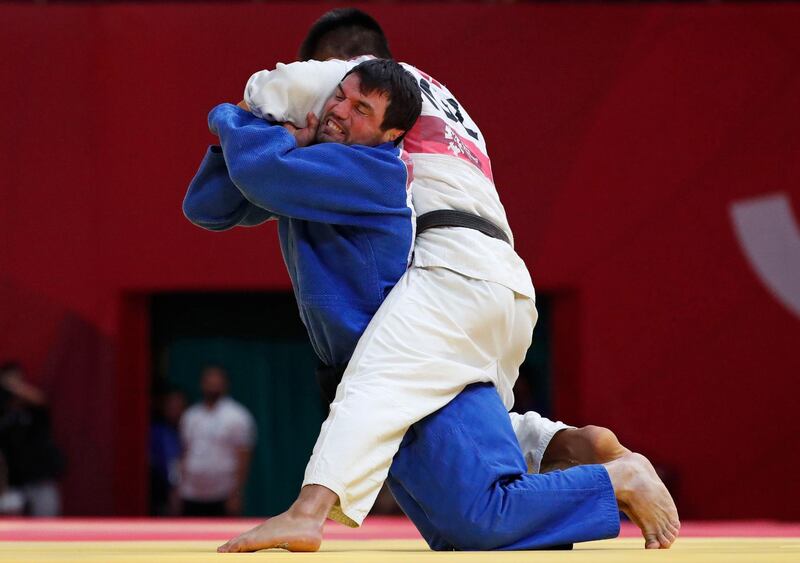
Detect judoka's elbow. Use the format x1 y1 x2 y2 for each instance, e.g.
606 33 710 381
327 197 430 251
227 165 280 214
182 195 204 225
182 197 228 231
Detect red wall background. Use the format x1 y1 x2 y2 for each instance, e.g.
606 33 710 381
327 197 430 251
1 3 799 519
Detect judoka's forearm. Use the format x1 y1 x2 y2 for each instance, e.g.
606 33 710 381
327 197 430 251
183 146 273 230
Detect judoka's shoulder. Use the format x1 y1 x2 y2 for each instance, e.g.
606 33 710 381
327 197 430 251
312 141 402 162
350 141 403 157
344 143 408 173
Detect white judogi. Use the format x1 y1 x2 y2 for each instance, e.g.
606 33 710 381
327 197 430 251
246 61 570 526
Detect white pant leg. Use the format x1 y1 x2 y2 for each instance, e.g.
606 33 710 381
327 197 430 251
508 411 574 474
303 266 536 527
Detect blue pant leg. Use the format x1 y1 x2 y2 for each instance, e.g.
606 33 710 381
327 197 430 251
386 473 454 551
385 431 453 550
389 383 620 550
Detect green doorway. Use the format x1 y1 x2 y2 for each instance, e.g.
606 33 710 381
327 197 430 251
150 292 324 516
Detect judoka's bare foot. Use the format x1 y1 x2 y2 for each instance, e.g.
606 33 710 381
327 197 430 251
541 425 630 472
605 452 680 549
217 485 337 553
216 512 322 552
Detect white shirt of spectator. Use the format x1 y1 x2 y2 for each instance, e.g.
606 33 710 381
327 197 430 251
179 397 256 502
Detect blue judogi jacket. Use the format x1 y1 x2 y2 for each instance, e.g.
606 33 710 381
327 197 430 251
183 104 414 366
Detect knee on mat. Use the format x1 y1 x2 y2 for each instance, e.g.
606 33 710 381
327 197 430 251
436 513 507 551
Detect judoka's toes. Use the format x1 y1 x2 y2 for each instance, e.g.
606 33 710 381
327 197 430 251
661 518 681 548
644 534 661 550
605 452 680 550
217 533 256 553
217 539 238 553
216 526 268 553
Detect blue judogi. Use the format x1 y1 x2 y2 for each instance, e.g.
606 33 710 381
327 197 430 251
184 104 414 367
389 383 619 550
183 103 619 550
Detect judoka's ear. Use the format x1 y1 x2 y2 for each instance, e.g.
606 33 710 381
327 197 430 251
381 127 404 143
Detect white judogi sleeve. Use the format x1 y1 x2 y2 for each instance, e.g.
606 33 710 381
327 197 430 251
244 59 356 126
509 411 573 474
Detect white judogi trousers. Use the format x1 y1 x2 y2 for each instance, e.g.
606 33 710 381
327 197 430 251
303 263 569 527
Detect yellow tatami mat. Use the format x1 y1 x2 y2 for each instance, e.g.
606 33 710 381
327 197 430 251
0 538 798 562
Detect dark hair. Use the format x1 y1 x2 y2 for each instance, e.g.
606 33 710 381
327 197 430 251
0 362 22 378
299 8 392 61
345 59 421 142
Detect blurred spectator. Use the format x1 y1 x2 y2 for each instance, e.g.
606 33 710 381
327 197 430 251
0 362 65 516
179 365 255 517
149 387 187 516
0 452 24 515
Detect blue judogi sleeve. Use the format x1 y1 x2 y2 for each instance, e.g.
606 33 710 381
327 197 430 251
207 103 409 226
183 146 274 231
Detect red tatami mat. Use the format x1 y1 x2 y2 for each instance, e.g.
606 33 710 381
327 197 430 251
0 517 798 542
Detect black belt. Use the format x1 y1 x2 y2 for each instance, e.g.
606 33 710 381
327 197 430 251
416 210 510 244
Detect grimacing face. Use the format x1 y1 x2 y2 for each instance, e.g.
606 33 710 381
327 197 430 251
315 73 403 146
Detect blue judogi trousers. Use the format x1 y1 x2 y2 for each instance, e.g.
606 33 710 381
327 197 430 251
386 383 621 550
